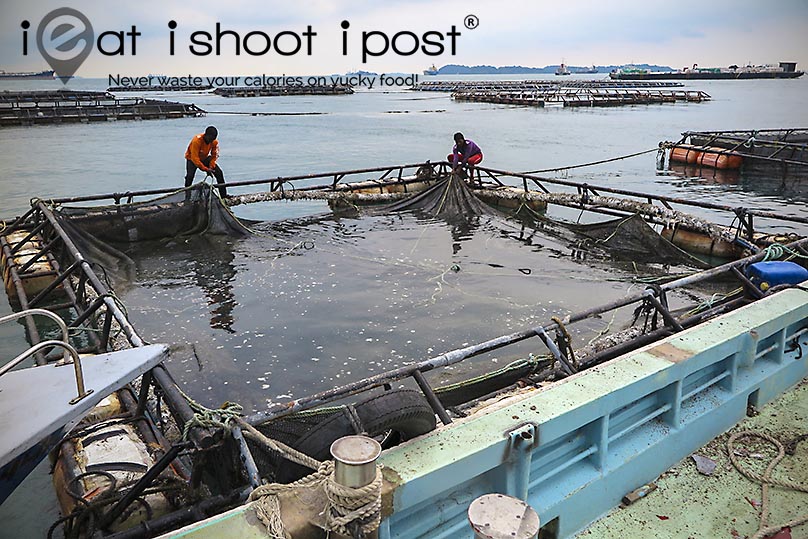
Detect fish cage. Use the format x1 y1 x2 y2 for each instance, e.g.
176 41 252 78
0 90 205 127
451 88 710 108
2 161 808 538
409 80 685 92
212 85 354 97
666 128 808 178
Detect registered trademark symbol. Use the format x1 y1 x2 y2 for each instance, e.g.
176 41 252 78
464 14 479 30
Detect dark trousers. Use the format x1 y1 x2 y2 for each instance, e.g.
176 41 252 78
185 156 227 197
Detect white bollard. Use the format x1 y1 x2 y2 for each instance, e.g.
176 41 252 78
468 493 540 539
330 435 382 539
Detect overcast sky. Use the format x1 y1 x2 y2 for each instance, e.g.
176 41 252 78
3 0 807 76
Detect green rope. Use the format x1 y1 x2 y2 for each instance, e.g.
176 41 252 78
762 242 808 262
434 355 545 394
178 388 243 440
683 287 743 317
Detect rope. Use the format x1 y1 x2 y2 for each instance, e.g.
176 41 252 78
516 144 674 176
237 418 321 471
178 388 243 440
324 466 383 536
239 418 383 536
551 316 578 370
248 457 383 538
683 288 743 317
763 242 808 262
727 431 808 539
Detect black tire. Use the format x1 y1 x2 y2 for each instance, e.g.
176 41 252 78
277 389 436 482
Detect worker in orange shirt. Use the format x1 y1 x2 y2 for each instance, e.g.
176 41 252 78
185 126 227 197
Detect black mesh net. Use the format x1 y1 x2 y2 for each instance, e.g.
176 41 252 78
55 184 252 242
384 175 497 220
53 184 252 283
46 176 717 483
567 214 711 268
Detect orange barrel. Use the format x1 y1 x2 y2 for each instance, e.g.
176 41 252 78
696 146 743 170
669 144 701 164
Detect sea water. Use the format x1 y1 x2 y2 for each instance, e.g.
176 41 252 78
1 74 807 537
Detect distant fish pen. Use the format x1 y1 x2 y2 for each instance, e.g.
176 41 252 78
0 90 205 127
410 80 685 92
667 128 808 177
213 85 354 97
107 85 213 92
452 88 710 108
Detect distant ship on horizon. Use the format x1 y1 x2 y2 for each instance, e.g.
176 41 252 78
555 63 571 76
423 64 439 76
574 65 599 74
610 62 804 80
0 69 55 80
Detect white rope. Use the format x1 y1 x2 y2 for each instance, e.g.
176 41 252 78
239 417 382 537
727 431 808 539
248 460 383 538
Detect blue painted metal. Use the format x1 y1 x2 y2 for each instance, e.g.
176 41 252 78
143 288 808 539
0 427 65 504
378 287 808 538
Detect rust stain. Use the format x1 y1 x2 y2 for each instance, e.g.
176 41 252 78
648 342 692 363
381 467 403 518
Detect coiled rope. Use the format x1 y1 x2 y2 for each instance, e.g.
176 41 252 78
178 388 243 440
176 390 383 538
243 418 382 538
763 242 808 262
727 431 808 539
247 460 383 539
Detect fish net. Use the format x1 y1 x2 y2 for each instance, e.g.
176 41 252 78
566 213 711 268
43 175 726 484
51 184 252 283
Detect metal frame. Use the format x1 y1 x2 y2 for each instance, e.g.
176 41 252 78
0 309 92 404
4 162 807 538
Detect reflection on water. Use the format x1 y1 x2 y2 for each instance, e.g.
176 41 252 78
664 162 808 201
667 163 741 186
118 209 710 413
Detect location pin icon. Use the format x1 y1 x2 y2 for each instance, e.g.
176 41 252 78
36 7 94 84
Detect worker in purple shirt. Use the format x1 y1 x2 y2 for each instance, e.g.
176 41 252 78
447 132 483 183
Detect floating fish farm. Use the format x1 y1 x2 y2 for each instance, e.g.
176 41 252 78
2 158 808 538
451 87 710 108
0 90 205 127
667 128 808 178
212 85 354 97
410 80 686 92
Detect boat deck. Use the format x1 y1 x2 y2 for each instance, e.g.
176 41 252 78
0 344 169 503
579 378 808 539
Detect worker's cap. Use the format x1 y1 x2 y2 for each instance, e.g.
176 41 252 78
205 126 218 138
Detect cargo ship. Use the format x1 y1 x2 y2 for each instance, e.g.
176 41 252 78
610 62 804 80
423 64 439 76
0 69 55 80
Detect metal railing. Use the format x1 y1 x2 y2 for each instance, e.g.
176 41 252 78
0 309 92 404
